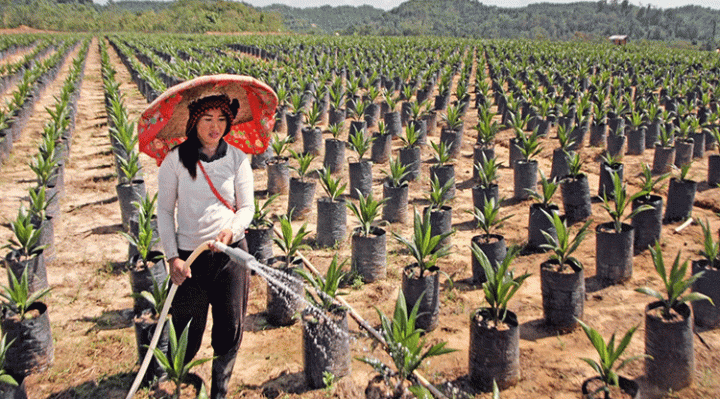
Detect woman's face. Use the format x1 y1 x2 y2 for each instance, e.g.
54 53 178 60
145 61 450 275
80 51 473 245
195 108 228 149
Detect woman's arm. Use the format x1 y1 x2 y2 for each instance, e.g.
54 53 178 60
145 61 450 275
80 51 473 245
231 155 255 243
157 154 180 260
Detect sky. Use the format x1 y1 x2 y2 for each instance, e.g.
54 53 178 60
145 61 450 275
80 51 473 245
243 0 720 10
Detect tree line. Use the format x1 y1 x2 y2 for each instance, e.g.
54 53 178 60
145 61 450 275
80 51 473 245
0 0 718 48
265 0 720 47
0 0 283 33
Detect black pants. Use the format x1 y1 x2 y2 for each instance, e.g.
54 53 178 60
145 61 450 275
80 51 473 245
172 239 249 363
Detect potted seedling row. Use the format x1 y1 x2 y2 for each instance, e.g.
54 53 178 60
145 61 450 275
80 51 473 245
399 124 422 182
287 149 316 220
469 247 530 391
525 171 560 251
635 243 713 392
132 275 170 387
382 155 410 224
394 208 453 332
561 152 592 224
473 154 501 212
4 207 48 295
358 291 455 398
315 168 347 248
347 191 387 283
0 267 53 378
246 194 279 265
596 172 652 285
631 165 668 255
267 214 308 326
469 197 511 284
540 213 592 331
578 320 645 399
347 128 374 200
691 219 720 328
296 255 351 388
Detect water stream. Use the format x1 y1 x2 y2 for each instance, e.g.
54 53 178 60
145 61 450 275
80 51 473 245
218 243 354 354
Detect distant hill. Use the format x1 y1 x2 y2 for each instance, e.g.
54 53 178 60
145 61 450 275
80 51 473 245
0 0 283 33
112 1 173 13
263 4 385 34
263 0 720 45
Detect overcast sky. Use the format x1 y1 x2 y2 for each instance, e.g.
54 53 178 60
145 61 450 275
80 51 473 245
244 0 720 10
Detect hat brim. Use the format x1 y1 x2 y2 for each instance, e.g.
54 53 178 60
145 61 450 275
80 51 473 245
138 74 277 165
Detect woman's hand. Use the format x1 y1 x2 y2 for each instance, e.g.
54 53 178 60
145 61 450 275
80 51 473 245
169 257 191 285
209 228 234 252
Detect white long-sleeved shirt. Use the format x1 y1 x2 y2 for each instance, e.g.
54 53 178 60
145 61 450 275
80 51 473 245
157 143 254 260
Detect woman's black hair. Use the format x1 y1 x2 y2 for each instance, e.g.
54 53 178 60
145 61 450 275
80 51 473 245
175 96 236 179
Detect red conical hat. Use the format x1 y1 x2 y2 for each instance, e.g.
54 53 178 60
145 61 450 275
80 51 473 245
138 74 277 165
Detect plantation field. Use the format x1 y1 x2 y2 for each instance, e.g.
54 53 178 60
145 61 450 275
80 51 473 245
0 33 720 399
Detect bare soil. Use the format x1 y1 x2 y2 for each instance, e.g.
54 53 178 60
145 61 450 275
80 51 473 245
0 37 719 399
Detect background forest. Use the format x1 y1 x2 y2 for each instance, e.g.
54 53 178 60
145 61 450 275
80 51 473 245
0 0 719 47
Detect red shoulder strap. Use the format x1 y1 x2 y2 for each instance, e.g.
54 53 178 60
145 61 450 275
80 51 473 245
197 161 236 212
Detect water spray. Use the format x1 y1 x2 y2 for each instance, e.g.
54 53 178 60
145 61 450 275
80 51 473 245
126 239 447 399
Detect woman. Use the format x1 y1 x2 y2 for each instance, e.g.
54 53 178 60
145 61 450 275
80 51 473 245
157 93 254 399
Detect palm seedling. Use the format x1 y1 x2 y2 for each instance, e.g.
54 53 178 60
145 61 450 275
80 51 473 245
250 194 279 229
441 104 463 131
274 213 311 267
566 151 584 178
27 185 55 224
357 291 456 397
120 193 160 268
349 98 368 123
29 152 58 188
400 123 420 149
117 150 142 183
0 334 19 387
467 197 512 243
288 90 305 116
473 246 530 327
305 102 322 130
347 127 374 161
637 163 669 200
152 319 214 399
475 106 500 148
0 266 51 320
428 174 454 211
288 149 316 182
698 218 720 268
430 141 452 167
270 134 290 160
518 129 542 162
318 167 346 201
676 160 693 182
540 212 592 272
393 208 452 279
346 190 386 237
577 320 646 399
635 242 713 320
383 155 409 188
527 171 558 208
383 89 398 112
327 123 342 140
296 254 347 311
556 123 576 153
4 206 44 261
134 274 171 317
329 85 344 111
475 153 501 188
600 172 653 233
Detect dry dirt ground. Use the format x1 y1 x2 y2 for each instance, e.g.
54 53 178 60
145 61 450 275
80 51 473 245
0 36 719 399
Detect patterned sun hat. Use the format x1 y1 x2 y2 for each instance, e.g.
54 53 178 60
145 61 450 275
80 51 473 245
137 74 277 165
